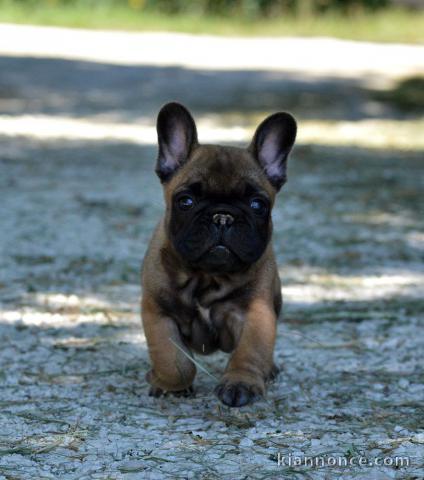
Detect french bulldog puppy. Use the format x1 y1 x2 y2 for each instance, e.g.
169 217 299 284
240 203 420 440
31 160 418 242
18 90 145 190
141 102 296 407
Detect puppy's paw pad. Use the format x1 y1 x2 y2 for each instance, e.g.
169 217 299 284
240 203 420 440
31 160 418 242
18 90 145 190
148 386 164 397
170 386 195 398
148 385 194 398
214 382 261 407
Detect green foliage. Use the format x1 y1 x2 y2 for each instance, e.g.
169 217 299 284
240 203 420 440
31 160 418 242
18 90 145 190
0 0 421 43
1 0 392 18
374 77 424 112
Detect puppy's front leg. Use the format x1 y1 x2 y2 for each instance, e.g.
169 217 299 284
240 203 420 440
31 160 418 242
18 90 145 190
142 296 196 395
215 298 277 407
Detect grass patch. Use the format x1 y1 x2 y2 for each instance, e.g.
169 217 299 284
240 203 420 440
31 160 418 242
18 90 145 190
0 3 422 43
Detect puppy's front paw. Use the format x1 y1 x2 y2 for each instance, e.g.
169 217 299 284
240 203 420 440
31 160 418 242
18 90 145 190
146 368 194 395
214 381 263 407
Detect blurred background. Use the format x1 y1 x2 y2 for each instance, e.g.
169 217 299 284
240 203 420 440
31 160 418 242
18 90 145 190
0 1 423 479
0 0 423 41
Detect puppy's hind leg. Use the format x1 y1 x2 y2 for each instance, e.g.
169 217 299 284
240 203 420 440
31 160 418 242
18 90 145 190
142 296 196 395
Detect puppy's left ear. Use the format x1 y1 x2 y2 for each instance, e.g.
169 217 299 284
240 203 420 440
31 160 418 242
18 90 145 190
156 102 198 182
249 112 297 190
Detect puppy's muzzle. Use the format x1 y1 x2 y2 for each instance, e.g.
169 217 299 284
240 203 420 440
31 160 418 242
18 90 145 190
213 213 234 226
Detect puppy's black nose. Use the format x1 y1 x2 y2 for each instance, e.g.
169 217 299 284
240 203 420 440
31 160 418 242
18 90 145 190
213 212 234 226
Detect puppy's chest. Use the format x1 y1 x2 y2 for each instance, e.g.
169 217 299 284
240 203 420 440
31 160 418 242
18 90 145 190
177 277 230 325
175 277 245 353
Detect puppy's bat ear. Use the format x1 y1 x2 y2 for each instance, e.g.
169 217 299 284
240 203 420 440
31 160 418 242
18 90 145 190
249 112 297 190
155 102 198 182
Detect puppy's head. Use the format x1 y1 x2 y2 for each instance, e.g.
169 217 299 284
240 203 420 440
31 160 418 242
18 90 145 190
155 102 296 274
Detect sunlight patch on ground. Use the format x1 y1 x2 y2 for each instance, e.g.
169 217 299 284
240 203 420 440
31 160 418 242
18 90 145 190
406 232 424 251
0 292 140 329
34 292 111 309
1 24 423 81
1 114 423 150
282 272 424 304
1 308 116 327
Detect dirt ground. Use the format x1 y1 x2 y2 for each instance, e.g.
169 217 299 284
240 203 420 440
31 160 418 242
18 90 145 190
0 24 423 479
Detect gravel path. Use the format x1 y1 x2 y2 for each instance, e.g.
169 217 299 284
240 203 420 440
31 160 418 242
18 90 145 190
0 25 423 479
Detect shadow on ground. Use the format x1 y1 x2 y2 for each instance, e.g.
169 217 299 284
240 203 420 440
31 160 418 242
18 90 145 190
1 55 423 122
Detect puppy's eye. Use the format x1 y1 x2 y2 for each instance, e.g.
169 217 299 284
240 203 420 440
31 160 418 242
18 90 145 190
250 198 267 215
178 195 194 211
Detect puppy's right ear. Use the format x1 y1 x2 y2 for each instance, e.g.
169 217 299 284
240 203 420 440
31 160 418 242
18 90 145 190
155 102 198 182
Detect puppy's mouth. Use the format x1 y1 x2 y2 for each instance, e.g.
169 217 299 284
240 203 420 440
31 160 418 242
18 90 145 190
206 245 231 264
193 243 246 273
